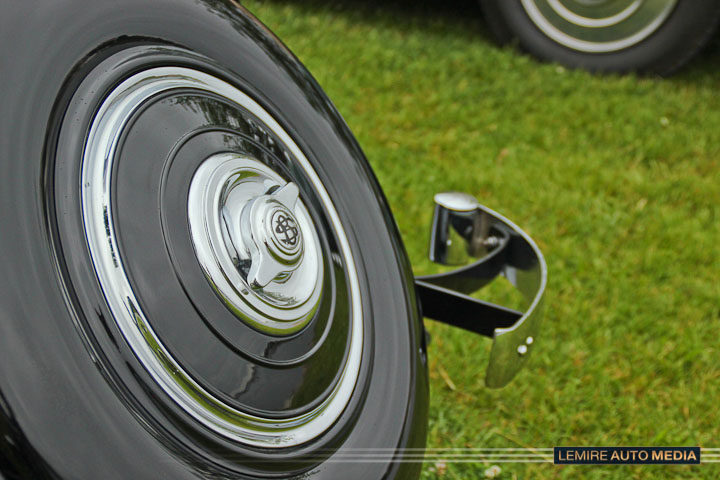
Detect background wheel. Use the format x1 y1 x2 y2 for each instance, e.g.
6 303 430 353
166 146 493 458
480 0 720 75
0 1 427 478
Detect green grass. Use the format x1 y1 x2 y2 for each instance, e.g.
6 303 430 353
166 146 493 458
242 1 720 478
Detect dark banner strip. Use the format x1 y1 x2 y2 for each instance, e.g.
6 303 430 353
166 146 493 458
554 447 700 465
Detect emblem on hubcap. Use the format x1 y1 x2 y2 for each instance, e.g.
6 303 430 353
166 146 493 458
271 208 301 251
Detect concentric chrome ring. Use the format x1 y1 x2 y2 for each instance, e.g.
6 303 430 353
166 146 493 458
81 66 362 447
521 0 678 52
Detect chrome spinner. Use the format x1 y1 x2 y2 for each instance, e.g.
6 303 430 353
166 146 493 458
188 154 323 335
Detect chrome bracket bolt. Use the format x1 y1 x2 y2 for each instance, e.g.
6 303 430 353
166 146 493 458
517 336 534 356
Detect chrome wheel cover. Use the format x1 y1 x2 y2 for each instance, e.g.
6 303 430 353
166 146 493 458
80 67 363 447
521 0 678 52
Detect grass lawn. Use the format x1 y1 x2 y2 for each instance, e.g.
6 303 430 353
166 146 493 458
243 1 719 478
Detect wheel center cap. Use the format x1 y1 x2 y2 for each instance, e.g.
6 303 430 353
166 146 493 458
188 154 324 335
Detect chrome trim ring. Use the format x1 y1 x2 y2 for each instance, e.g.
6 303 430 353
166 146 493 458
521 0 678 52
81 66 363 447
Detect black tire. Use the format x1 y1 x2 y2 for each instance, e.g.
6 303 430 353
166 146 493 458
480 0 720 75
0 1 427 479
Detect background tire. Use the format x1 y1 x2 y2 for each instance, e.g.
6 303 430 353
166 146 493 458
0 1 427 478
480 0 720 75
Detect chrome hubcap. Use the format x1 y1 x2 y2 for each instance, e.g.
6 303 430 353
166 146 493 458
522 0 678 52
189 154 323 335
80 65 363 448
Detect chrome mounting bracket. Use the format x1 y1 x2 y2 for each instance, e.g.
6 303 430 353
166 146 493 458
415 192 547 388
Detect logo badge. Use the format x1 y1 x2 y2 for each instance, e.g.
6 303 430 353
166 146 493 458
269 207 302 257
274 212 299 247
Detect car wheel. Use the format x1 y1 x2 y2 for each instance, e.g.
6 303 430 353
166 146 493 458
0 2 427 479
480 0 720 75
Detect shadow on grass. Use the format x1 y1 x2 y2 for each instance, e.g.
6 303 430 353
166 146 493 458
258 0 720 83
257 0 490 38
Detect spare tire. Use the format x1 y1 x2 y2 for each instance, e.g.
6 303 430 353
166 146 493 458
0 1 428 478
